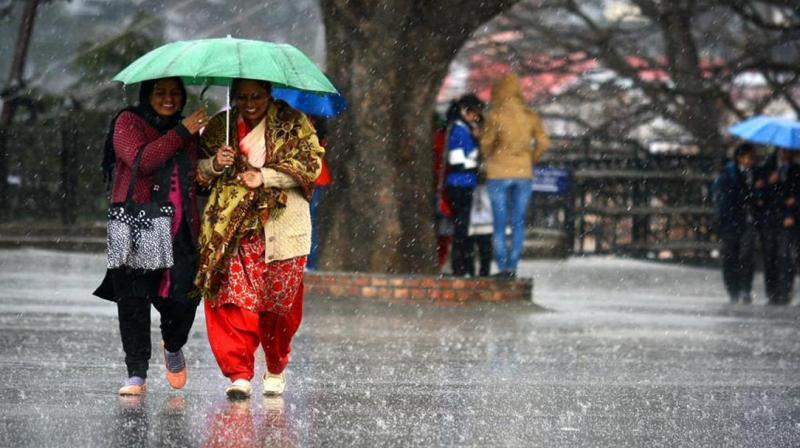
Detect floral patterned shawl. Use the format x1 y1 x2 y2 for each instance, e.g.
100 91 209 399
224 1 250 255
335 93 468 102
194 100 323 301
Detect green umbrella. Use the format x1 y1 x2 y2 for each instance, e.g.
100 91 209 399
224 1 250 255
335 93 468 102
113 36 337 144
113 37 336 92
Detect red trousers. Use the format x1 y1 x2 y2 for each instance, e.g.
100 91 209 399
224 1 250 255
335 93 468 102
205 283 304 382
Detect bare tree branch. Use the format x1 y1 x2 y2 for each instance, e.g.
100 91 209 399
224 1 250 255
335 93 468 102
453 0 800 155
723 0 800 31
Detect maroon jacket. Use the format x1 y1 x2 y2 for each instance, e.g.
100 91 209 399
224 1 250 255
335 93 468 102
111 111 200 239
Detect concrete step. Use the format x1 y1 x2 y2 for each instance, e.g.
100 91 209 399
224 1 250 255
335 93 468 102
0 222 106 238
523 227 568 258
0 235 106 252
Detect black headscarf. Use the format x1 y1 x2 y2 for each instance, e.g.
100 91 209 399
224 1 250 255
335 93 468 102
445 99 460 125
102 78 187 186
457 94 485 113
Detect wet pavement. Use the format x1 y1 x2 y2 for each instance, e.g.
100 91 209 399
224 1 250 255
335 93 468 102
1 249 799 447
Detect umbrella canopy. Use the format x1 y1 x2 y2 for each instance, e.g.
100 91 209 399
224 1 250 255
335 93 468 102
271 88 347 117
113 37 339 145
728 115 800 150
113 37 337 94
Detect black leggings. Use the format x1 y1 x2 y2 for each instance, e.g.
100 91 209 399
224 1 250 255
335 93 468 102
470 234 493 277
447 186 475 276
760 228 796 304
117 294 199 379
720 228 755 300
115 221 200 378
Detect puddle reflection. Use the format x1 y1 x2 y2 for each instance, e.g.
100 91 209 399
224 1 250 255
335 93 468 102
108 394 298 448
258 397 297 447
202 399 256 448
156 395 192 447
201 396 297 448
112 396 148 448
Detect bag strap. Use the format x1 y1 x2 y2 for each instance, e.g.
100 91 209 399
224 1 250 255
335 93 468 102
150 158 174 203
124 147 146 204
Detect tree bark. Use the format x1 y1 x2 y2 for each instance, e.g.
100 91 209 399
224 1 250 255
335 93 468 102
659 2 724 153
319 0 519 273
0 0 40 217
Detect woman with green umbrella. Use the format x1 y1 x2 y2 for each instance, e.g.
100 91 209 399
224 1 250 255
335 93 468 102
112 37 335 398
94 77 209 396
195 78 324 399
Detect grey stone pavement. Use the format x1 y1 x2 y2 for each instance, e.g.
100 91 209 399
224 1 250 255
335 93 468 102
0 249 799 447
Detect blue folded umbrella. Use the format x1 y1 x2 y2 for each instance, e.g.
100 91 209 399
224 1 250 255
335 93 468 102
271 87 347 117
728 115 800 150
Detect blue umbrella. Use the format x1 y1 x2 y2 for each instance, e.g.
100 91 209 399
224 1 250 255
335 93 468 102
728 115 800 150
271 87 347 117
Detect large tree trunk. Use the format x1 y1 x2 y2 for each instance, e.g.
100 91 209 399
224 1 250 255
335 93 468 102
319 1 518 273
627 0 725 154
660 4 724 153
0 0 40 218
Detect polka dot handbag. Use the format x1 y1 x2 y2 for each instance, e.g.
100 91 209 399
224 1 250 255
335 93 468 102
106 148 175 270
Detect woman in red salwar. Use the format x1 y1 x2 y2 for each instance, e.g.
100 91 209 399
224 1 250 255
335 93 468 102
195 79 324 399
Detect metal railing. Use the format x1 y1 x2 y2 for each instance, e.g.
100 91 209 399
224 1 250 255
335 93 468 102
528 138 721 261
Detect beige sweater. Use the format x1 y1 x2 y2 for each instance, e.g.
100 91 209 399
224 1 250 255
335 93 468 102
198 157 314 263
480 74 550 180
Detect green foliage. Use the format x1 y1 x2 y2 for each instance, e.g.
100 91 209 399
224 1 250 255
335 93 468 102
4 11 169 222
70 10 164 112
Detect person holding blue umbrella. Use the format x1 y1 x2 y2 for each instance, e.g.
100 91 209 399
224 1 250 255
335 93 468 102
752 147 800 305
729 116 800 305
306 117 332 271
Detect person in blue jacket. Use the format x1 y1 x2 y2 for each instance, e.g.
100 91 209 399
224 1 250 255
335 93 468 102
445 95 484 276
714 144 757 304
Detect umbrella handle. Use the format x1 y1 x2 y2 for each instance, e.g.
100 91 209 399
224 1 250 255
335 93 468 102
225 36 233 148
226 85 230 147
223 84 232 179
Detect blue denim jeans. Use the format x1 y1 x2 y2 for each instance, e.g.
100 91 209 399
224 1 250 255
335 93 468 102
487 179 533 272
307 187 323 270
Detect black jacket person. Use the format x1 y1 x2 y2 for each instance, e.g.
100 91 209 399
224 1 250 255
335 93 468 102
714 144 757 303
754 149 799 305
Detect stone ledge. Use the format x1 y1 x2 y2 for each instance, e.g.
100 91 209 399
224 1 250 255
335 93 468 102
304 271 532 302
0 235 106 252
